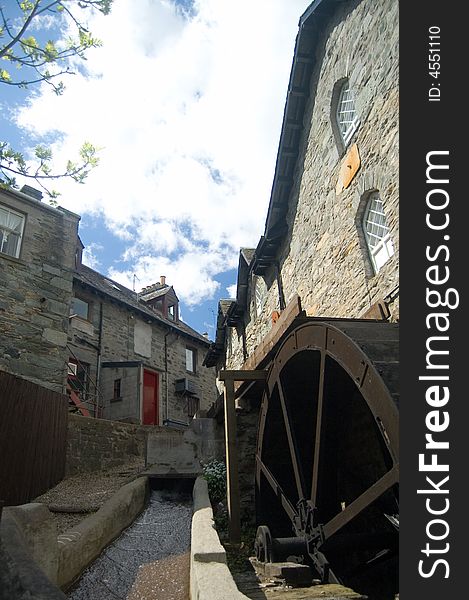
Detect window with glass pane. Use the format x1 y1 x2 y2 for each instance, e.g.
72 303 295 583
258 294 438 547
70 297 90 319
0 204 25 258
336 81 360 146
363 193 395 273
186 347 196 373
168 304 175 320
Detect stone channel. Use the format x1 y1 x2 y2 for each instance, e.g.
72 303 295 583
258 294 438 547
67 487 192 600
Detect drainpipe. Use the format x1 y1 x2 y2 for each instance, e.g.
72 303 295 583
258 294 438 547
241 321 248 362
275 261 286 310
164 329 171 422
164 329 181 423
96 301 104 417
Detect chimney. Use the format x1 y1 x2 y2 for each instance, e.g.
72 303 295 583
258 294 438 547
20 184 43 201
160 275 166 286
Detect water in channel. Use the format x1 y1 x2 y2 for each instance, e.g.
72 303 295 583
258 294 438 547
67 487 192 600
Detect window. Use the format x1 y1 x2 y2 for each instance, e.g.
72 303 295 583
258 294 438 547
255 276 267 317
168 304 176 321
70 296 90 320
0 204 25 258
113 378 122 401
335 80 360 147
362 192 395 272
188 396 200 418
186 347 196 373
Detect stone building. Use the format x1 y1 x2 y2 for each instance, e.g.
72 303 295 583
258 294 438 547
205 0 399 372
0 185 217 425
68 265 216 425
0 185 80 392
204 1 399 595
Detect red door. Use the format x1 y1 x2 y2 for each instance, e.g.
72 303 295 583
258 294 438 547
143 370 159 425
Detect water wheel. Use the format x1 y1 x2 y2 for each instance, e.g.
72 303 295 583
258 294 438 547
255 319 399 598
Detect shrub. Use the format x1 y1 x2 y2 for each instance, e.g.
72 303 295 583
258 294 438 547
202 459 227 504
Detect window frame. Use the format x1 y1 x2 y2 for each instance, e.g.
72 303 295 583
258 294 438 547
185 347 197 374
70 296 91 321
362 192 395 273
0 203 26 259
187 395 200 418
331 78 360 152
112 378 122 402
168 304 176 321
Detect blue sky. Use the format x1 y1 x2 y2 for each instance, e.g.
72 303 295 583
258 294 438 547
1 0 311 337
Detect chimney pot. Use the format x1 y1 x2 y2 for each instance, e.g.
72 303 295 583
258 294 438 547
160 275 166 286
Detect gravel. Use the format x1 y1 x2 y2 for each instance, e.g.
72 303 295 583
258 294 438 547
33 460 192 598
33 458 145 535
67 489 192 600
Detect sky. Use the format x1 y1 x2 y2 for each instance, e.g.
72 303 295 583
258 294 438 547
1 0 312 338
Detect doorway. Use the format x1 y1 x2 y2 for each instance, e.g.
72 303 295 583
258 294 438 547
143 370 159 425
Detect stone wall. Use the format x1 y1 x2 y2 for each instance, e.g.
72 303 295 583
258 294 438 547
0 188 80 392
66 414 156 475
227 0 399 369
66 414 224 477
236 403 259 526
165 330 217 423
101 364 141 422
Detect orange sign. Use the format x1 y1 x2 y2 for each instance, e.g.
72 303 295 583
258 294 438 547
336 143 361 195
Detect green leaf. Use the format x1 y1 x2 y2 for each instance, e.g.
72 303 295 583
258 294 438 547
44 41 58 61
35 146 52 161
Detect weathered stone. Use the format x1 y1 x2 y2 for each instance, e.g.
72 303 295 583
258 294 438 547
42 263 61 276
226 0 399 369
264 562 313 586
0 188 78 392
42 328 68 347
49 277 73 292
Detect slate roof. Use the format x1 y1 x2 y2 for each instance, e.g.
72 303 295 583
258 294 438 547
203 299 236 367
139 286 172 301
74 265 210 346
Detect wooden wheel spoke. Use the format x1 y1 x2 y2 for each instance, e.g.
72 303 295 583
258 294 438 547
276 375 306 500
322 464 399 541
256 455 297 522
310 349 326 505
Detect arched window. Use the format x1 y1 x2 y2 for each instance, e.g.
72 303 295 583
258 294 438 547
362 192 395 273
335 80 359 147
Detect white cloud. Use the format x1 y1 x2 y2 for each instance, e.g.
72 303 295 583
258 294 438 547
226 284 237 299
108 245 238 306
82 242 103 270
14 0 311 304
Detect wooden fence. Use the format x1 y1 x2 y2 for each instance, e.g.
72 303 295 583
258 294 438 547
0 370 68 506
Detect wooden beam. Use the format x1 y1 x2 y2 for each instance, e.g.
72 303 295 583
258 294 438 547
242 294 303 372
223 378 241 544
219 369 268 381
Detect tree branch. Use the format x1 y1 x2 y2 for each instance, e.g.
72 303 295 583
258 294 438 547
0 1 41 59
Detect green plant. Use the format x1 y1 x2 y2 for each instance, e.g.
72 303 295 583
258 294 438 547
202 459 226 504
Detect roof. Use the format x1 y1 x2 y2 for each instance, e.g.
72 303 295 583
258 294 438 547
0 184 81 221
203 299 236 367
223 0 343 329
227 248 255 326
74 265 210 346
139 285 175 302
252 0 336 274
